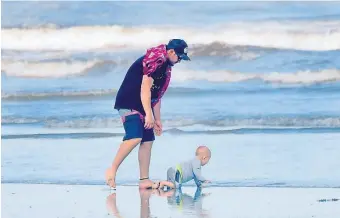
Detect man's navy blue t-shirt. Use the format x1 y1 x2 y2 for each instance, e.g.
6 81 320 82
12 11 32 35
114 44 172 116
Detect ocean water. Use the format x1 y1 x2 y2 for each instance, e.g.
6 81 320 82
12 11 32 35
1 2 340 188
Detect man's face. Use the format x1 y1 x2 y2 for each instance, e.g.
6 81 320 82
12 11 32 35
167 49 180 65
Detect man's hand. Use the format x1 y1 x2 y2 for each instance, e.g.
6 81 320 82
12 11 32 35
204 180 211 184
154 120 163 136
144 113 154 129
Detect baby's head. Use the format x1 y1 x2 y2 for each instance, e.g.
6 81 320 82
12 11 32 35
195 145 211 166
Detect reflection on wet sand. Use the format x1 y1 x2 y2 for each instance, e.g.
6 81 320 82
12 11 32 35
106 188 211 218
167 188 211 218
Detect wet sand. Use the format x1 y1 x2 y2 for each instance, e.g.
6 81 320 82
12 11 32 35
2 184 339 218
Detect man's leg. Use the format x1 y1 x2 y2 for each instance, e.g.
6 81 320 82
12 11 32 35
106 113 144 188
138 140 154 188
106 138 142 188
138 125 156 188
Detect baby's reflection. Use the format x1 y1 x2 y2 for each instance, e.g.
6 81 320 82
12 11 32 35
167 188 211 218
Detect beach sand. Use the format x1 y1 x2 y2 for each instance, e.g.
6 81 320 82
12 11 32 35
2 184 339 218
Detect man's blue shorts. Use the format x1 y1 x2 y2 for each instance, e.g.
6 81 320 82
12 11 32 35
118 109 155 143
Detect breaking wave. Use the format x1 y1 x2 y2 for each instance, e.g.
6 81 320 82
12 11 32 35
173 69 340 85
2 21 340 51
3 116 340 129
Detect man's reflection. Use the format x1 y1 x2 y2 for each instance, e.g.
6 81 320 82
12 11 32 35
106 189 161 218
106 192 122 218
106 188 210 218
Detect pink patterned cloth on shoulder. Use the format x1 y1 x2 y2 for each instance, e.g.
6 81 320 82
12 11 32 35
152 67 171 107
142 44 168 76
142 44 172 108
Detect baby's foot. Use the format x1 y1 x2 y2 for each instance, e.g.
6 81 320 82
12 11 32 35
105 168 116 189
152 181 160 189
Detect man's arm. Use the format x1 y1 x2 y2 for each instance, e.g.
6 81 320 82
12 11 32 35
141 75 154 129
141 45 166 128
153 100 161 121
153 100 162 136
141 75 154 117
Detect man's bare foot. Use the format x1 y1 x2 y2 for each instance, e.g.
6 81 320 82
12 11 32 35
105 168 116 189
139 179 154 189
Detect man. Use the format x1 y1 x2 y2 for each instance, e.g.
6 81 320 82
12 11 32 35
106 39 190 189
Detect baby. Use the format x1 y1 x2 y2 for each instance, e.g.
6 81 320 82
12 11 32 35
155 145 211 190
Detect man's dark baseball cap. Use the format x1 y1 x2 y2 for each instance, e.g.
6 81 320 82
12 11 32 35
167 39 190 61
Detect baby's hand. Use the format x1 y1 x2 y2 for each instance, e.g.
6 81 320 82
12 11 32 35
202 192 212 197
152 181 161 189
